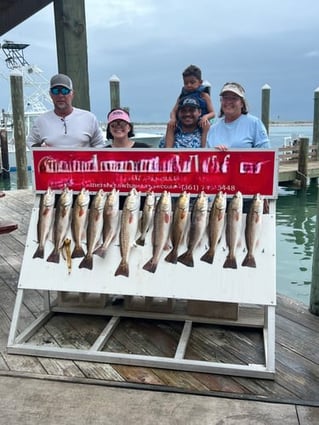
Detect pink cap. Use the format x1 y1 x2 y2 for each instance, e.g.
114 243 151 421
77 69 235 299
107 109 131 124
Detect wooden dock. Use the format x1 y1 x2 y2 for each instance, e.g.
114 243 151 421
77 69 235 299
1 189 319 407
278 142 319 184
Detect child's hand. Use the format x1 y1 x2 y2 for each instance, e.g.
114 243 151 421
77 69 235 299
199 115 210 128
168 118 177 129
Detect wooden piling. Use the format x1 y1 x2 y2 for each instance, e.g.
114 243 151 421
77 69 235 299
310 184 319 316
313 87 319 160
10 71 28 189
297 137 309 188
0 130 10 178
261 84 271 134
53 0 90 110
109 75 120 109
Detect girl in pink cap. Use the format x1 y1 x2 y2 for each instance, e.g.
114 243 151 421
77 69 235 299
106 108 149 148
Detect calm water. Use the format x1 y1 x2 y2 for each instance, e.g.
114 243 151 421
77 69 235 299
0 124 317 305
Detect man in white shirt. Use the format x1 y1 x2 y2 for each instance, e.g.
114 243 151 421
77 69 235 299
27 74 105 148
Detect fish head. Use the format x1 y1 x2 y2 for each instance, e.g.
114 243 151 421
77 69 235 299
43 187 56 207
106 188 120 208
60 187 73 206
159 191 172 212
214 191 227 211
252 193 264 213
126 188 141 211
196 191 208 212
145 191 155 207
77 188 90 207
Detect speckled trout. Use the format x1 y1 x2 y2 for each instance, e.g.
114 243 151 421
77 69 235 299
115 188 141 277
47 186 73 263
242 193 264 268
33 187 55 259
200 191 227 264
177 191 208 268
79 189 107 270
223 191 243 269
71 188 90 258
94 188 120 258
165 191 190 264
136 191 155 246
143 190 172 273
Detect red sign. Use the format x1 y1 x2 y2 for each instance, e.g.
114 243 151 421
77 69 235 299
32 148 277 197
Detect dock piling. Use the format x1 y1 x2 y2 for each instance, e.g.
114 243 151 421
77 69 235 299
312 87 319 160
261 84 271 134
310 184 319 316
10 70 28 189
109 74 120 110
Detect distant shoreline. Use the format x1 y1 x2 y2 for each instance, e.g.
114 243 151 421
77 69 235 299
269 121 312 127
135 121 313 127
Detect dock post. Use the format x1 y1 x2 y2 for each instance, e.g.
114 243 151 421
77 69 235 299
0 129 10 179
10 70 28 189
296 137 309 188
312 87 319 160
310 186 319 316
261 84 271 134
109 75 120 109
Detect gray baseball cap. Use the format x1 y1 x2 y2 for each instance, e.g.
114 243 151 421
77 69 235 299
50 73 73 90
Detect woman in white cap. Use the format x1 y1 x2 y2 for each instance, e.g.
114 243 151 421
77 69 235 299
206 82 270 150
106 108 149 148
27 73 105 148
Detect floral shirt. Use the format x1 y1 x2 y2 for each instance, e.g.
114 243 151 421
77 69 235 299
159 124 202 148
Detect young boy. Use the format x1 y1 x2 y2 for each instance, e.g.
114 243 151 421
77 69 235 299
169 65 215 147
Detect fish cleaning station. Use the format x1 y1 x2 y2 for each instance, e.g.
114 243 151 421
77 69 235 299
7 147 278 379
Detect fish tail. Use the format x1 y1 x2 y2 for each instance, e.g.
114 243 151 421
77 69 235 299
93 245 107 258
79 255 93 270
33 245 44 259
46 249 60 264
223 255 237 269
164 249 178 264
142 258 158 273
177 251 194 267
71 246 86 258
241 254 256 268
135 236 145 246
200 250 215 264
114 260 129 277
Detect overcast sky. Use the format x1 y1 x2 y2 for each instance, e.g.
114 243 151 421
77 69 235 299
1 0 319 123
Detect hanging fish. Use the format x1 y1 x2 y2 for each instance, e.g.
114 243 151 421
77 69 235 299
165 191 190 264
33 187 55 259
71 188 90 258
223 191 243 269
143 191 172 273
79 189 107 270
242 193 264 268
200 191 227 264
94 188 120 258
177 191 208 268
135 191 155 247
114 188 141 277
47 187 73 264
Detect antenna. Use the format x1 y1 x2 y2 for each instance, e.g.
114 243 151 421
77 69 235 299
1 40 30 69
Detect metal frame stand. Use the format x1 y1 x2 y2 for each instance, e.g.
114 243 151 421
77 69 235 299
8 288 276 379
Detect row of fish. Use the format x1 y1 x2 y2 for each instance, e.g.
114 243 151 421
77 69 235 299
33 186 265 276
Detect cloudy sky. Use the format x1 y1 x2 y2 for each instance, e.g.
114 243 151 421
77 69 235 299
1 0 319 123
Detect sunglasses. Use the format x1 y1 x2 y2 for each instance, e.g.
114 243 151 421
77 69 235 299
50 86 72 95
